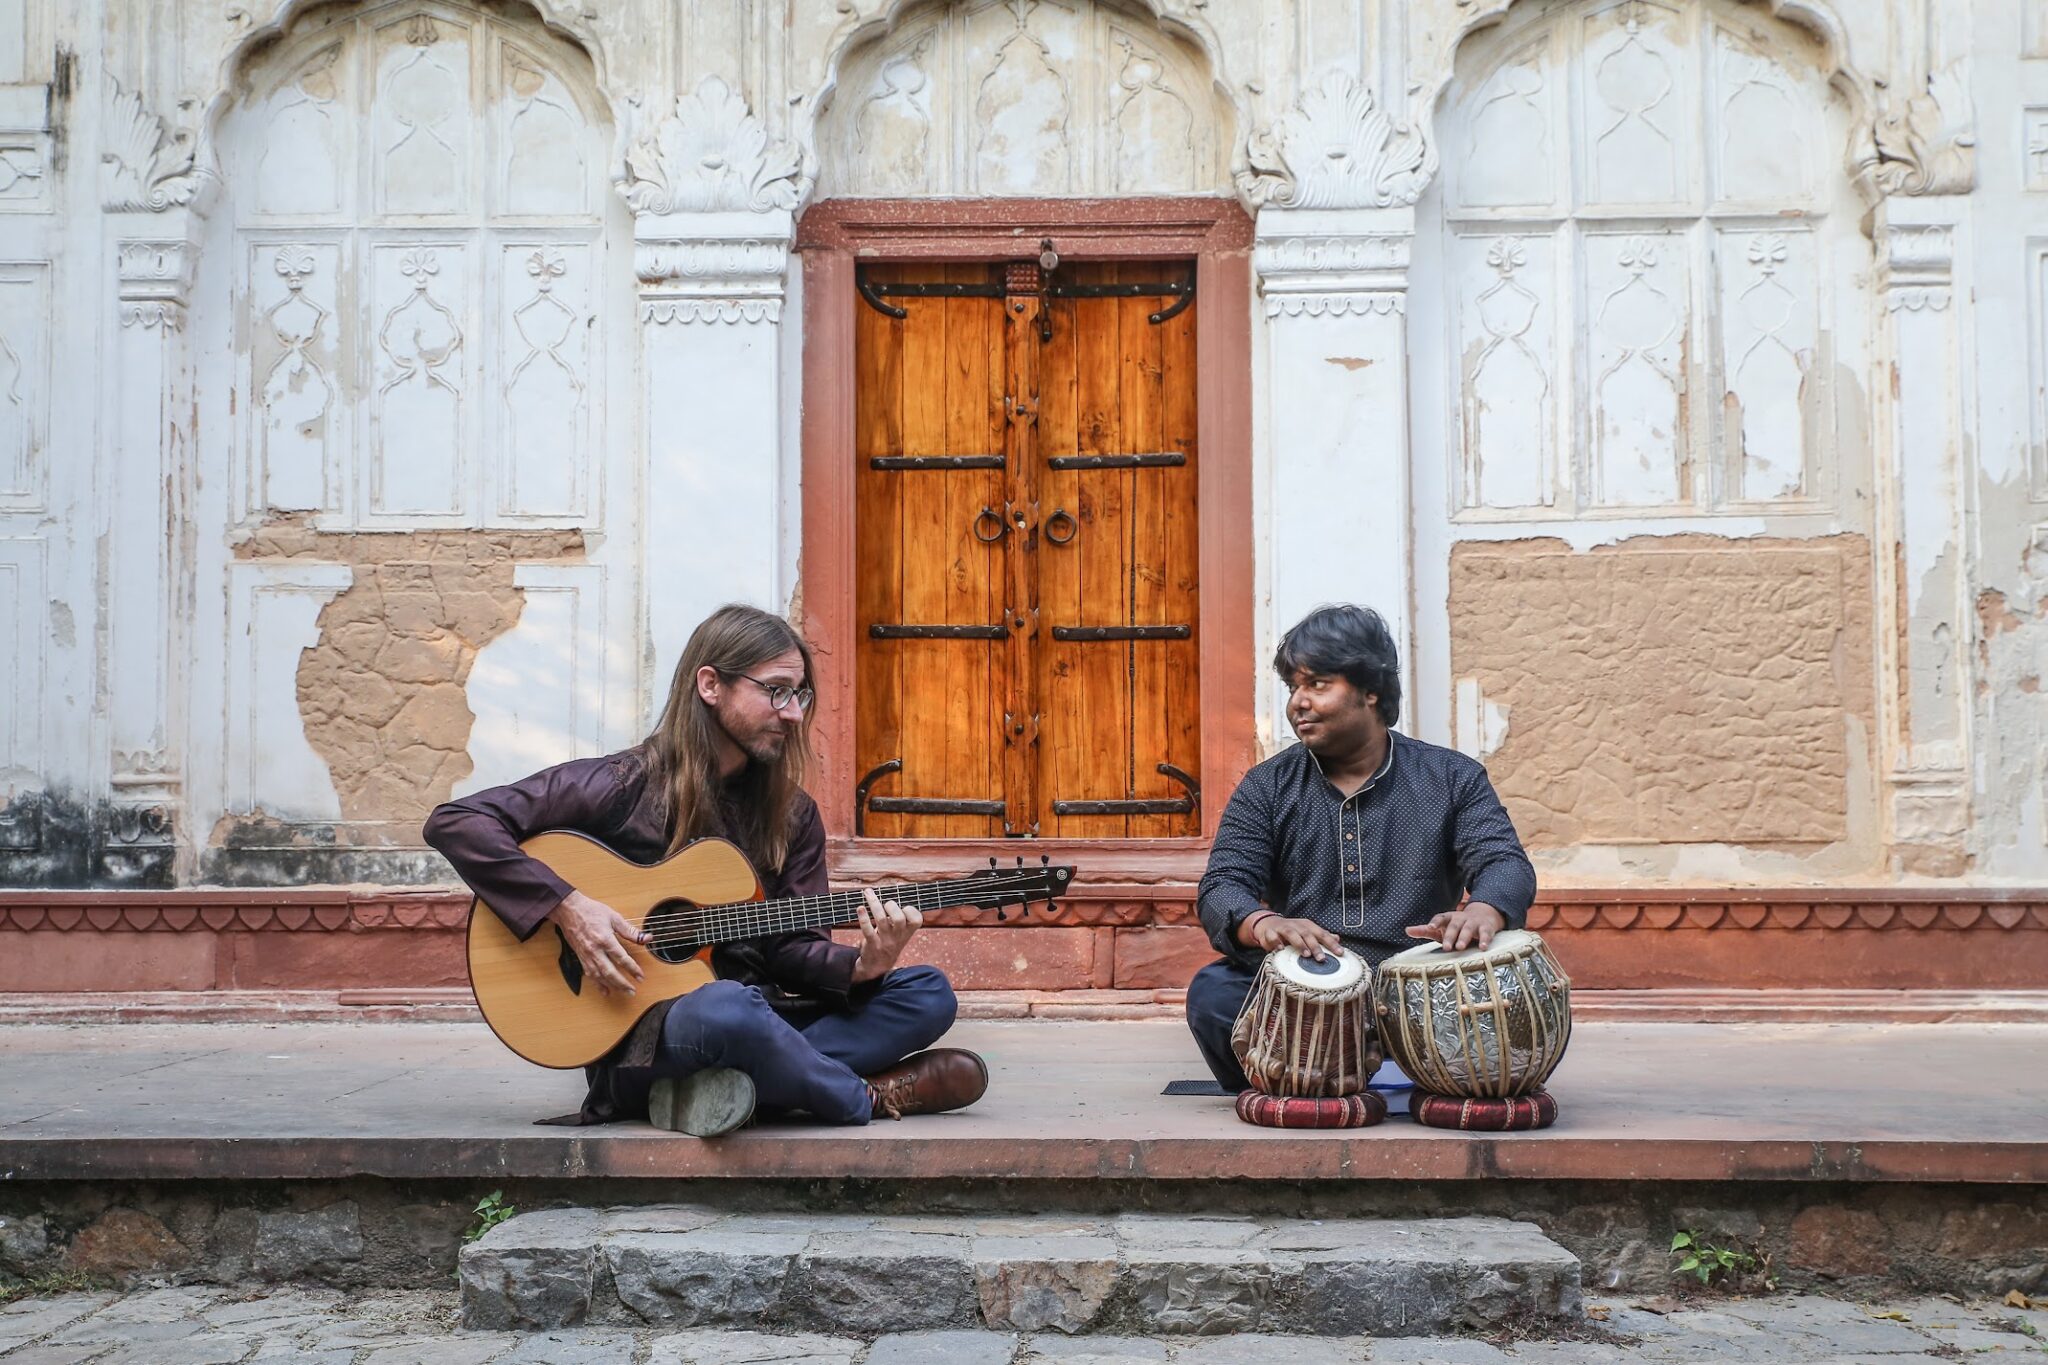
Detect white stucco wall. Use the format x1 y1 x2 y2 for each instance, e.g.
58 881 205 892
0 0 2036 886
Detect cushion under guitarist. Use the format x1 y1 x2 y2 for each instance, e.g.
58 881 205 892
424 604 988 1137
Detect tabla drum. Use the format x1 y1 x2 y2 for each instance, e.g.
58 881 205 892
1230 944 1380 1097
1372 929 1571 1099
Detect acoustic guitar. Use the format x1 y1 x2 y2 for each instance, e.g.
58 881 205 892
466 830 1074 1068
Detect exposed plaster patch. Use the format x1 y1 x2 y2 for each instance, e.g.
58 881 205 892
235 526 584 825
1326 356 1373 371
1450 534 1873 851
47 602 73 650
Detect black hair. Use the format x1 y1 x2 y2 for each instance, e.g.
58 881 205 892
1272 604 1401 727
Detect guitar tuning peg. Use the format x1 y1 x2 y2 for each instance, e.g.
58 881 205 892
989 856 999 870
1016 855 1025 868
1040 853 1050 866
997 906 1009 921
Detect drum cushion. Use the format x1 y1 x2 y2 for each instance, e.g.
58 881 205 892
1234 1089 1387 1129
1410 1089 1558 1131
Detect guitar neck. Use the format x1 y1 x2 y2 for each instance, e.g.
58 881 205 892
691 875 999 945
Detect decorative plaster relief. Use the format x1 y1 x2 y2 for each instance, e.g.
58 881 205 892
0 136 45 210
116 240 197 330
1240 71 1428 210
101 78 210 213
0 537 43 779
0 263 48 510
618 76 806 214
816 0 1227 199
1449 535 1873 849
1868 61 1976 197
227 1 609 530
2027 108 2048 192
1432 0 1845 519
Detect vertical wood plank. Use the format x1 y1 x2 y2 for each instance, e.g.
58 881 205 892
1164 268 1202 837
1037 280 1084 839
897 263 951 838
1123 264 1171 837
1073 263 1130 836
852 266 906 837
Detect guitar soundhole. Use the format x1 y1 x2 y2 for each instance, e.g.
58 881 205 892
642 900 703 965
555 927 583 996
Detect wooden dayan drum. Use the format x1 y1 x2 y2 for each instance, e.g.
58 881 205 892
1372 929 1572 1099
1231 945 1381 1097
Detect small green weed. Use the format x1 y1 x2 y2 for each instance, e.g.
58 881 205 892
0 1268 112 1306
1669 1230 1774 1292
463 1190 516 1245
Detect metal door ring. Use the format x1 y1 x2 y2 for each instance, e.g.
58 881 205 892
973 506 1007 543
1044 508 1078 545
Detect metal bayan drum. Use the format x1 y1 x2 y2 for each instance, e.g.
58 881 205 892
1372 929 1571 1099
1231 945 1381 1097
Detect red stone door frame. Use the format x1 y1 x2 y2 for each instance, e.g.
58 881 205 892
796 197 1256 877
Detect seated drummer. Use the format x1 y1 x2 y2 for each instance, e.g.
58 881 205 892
1186 604 1538 1092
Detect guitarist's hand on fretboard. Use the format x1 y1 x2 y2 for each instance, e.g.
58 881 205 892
852 888 924 984
546 890 648 996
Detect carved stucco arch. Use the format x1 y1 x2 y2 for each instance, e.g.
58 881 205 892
800 0 1248 201
195 0 624 179
1409 0 1884 212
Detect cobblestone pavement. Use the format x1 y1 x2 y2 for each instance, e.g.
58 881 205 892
0 1285 2044 1364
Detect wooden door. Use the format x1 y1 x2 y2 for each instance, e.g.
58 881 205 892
853 259 1200 839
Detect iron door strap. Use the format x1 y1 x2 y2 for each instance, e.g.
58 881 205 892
854 759 1006 836
856 271 1004 318
1045 452 1186 470
1050 624 1191 641
1051 763 1201 817
1045 274 1196 324
869 624 1008 640
869 455 1006 471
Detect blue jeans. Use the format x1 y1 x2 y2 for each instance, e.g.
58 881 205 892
652 965 958 1125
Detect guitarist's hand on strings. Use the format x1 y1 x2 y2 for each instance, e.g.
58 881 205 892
546 889 647 996
853 887 922 985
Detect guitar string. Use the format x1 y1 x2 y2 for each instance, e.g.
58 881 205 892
635 873 1062 948
628 872 1069 951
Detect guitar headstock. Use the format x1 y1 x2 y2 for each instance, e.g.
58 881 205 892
959 854 1075 920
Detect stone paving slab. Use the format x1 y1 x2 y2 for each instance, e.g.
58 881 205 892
2 1284 2047 1362
3 1020 2047 1183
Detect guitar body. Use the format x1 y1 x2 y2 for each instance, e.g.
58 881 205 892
466 831 763 1069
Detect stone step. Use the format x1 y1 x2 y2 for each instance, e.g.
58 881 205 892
459 1208 1583 1337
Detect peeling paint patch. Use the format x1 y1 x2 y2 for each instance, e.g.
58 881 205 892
1325 356 1374 371
47 601 73 649
1450 534 1874 850
237 526 583 825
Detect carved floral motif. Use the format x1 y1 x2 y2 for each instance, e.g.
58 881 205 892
617 76 808 215
1868 61 1976 197
101 78 211 213
1239 71 1430 211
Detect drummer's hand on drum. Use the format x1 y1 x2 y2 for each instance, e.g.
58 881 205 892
1240 911 1342 961
1406 901 1507 952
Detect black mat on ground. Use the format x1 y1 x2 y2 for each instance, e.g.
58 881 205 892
1163 1079 1232 1096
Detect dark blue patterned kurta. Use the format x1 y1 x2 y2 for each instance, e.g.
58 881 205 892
1197 731 1537 968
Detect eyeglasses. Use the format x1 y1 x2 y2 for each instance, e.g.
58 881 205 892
724 671 815 714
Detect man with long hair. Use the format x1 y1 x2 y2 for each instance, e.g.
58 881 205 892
426 604 987 1136
1186 603 1537 1092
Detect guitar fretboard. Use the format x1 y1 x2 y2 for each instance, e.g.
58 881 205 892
675 875 1035 946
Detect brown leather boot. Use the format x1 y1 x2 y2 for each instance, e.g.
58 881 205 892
865 1048 989 1120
